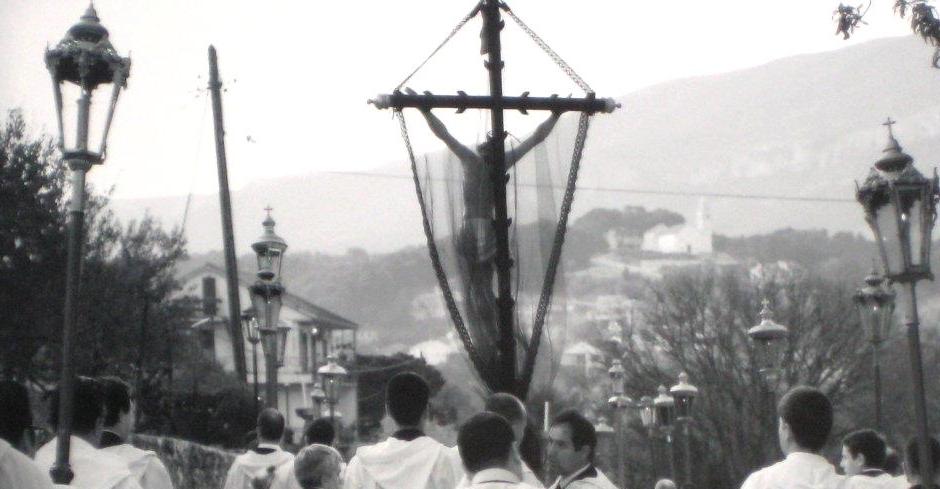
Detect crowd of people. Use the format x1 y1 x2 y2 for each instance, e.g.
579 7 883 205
1 374 937 489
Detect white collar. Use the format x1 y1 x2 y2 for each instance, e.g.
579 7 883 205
784 452 830 465
471 468 521 484
257 443 281 450
559 464 593 488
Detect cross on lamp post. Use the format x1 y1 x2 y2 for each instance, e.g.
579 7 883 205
44 5 130 484
856 119 939 488
852 266 896 431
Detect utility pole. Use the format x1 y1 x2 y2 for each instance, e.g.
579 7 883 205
208 45 247 380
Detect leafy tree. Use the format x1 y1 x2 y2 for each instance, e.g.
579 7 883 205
835 0 940 66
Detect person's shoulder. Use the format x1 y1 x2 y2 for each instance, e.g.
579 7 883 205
0 441 55 489
741 463 776 489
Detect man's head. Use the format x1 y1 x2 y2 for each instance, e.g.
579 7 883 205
305 418 335 446
99 376 135 438
904 436 940 484
841 429 887 475
0 380 34 454
294 444 344 489
654 479 677 489
257 408 285 444
485 393 528 443
776 386 832 454
458 412 516 475
48 376 104 438
547 409 596 477
386 372 429 428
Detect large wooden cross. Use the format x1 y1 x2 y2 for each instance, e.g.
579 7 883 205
372 0 618 395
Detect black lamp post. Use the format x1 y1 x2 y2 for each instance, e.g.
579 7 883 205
654 385 677 481
311 382 327 417
318 356 348 428
250 208 289 408
670 373 699 489
638 395 658 478
747 299 789 461
857 119 939 487
241 309 262 414
44 5 130 484
607 360 633 489
852 268 896 431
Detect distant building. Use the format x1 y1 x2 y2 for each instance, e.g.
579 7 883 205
642 198 713 255
560 341 605 378
177 262 359 441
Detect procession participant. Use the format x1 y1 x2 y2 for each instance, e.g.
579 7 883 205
98 377 174 489
545 409 617 489
343 372 462 489
0 380 54 489
841 429 895 489
902 436 940 489
223 408 294 489
293 445 344 489
653 479 677 489
270 418 337 489
740 386 847 489
35 377 142 489
458 411 540 489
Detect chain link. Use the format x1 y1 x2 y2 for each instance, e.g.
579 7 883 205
501 5 594 94
396 2 483 91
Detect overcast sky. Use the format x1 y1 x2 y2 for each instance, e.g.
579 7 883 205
0 1 912 202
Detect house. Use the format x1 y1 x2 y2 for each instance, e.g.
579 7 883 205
177 262 359 442
642 198 713 255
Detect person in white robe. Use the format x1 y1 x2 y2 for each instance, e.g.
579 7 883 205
343 372 462 489
270 418 337 489
0 380 54 489
458 412 541 489
223 408 294 489
900 435 940 489
740 386 847 489
841 429 896 489
545 409 617 489
98 377 174 489
34 377 142 489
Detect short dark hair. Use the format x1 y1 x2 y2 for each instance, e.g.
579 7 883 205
551 409 597 460
48 377 103 435
458 412 515 473
0 381 32 445
257 408 285 442
485 393 526 426
98 376 133 427
843 429 887 469
906 436 940 476
294 444 343 489
305 418 335 446
777 386 832 451
386 372 429 427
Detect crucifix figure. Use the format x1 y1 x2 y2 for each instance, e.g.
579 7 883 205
371 0 618 395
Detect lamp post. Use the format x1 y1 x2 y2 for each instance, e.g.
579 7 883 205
310 382 327 417
318 356 348 428
852 267 896 432
856 119 939 487
638 395 658 479
608 360 633 489
44 5 130 484
241 309 262 414
671 373 699 489
249 208 289 408
748 299 789 462
654 385 677 481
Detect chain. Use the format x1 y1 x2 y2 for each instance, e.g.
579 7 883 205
501 4 593 94
395 110 493 385
519 112 591 397
396 2 483 91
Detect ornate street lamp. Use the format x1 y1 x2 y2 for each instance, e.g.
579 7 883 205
654 385 677 481
856 119 939 486
607 360 633 488
671 373 699 489
45 5 130 485
853 267 896 431
241 309 262 414
638 396 658 478
747 299 789 387
318 356 348 427
250 208 289 408
311 382 327 417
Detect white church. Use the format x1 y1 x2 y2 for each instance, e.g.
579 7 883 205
641 198 713 255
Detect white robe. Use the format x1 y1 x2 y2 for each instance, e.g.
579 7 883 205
222 446 294 489
343 436 463 489
547 465 618 489
453 446 544 488
467 467 543 489
740 452 849 489
0 438 55 489
847 473 904 489
34 437 142 489
100 443 174 489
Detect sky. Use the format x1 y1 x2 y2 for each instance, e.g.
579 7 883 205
0 0 913 202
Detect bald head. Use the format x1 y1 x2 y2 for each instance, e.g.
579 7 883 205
655 479 677 489
294 444 343 489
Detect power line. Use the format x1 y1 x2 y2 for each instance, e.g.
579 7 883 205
321 170 856 204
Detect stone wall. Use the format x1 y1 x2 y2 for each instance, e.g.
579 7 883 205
133 434 236 489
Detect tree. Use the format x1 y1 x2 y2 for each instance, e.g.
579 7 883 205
835 0 940 67
613 265 870 489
